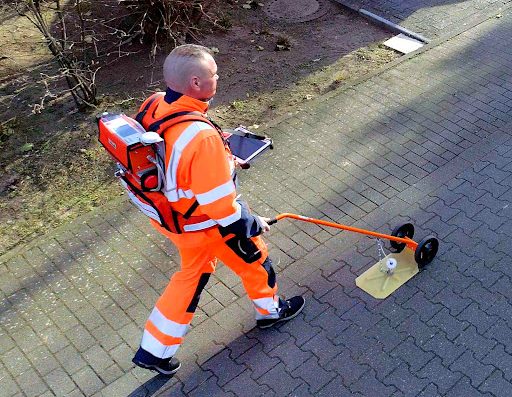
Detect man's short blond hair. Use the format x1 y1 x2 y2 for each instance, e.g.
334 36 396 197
163 44 213 92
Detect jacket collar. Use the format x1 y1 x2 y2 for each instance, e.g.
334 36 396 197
164 88 209 114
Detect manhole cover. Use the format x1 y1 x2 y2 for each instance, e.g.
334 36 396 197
264 0 331 23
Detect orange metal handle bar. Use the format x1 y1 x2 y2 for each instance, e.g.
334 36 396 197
268 213 418 250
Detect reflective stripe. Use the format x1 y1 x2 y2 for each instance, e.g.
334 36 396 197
164 121 211 202
166 188 194 201
121 180 162 223
140 329 180 359
253 296 279 320
183 219 218 232
148 307 189 338
214 202 242 227
196 180 236 205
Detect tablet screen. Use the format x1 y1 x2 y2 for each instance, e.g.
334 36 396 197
227 134 270 162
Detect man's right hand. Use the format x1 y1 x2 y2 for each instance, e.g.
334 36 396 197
256 216 271 233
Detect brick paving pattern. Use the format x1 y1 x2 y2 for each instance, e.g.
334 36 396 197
333 0 511 39
3 4 512 397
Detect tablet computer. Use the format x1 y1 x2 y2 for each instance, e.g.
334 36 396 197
224 127 272 165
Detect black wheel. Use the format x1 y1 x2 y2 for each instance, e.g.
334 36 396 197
414 236 439 269
390 223 415 253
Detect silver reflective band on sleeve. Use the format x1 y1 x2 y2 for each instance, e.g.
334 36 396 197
140 330 180 359
148 307 189 338
164 121 212 202
195 180 236 205
214 202 242 227
183 219 218 232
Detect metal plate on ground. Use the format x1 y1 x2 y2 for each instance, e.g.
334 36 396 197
383 33 424 54
355 248 419 299
264 0 332 23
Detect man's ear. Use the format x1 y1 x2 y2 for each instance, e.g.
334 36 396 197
191 75 200 90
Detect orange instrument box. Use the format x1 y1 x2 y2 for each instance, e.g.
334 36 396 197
98 113 155 178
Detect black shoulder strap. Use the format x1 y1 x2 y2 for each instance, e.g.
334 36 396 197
135 94 161 124
147 111 200 133
182 200 199 219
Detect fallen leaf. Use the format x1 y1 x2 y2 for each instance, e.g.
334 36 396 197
242 4 251 8
256 45 264 51
209 47 220 54
21 143 34 152
275 44 290 51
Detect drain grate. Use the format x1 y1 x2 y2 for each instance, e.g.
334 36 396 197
263 0 332 23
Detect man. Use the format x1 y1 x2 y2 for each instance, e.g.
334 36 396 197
131 44 305 376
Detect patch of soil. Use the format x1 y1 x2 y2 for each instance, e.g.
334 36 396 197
0 1 399 255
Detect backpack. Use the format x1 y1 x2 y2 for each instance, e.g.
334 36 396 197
97 97 216 233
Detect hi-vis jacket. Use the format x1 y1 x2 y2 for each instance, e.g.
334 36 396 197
138 89 261 236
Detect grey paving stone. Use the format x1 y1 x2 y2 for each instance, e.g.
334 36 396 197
351 369 396 396
201 349 247 387
223 369 270 396
359 343 403 382
323 346 369 386
384 363 430 396
72 365 104 396
340 302 383 332
454 325 497 361
448 377 492 397
0 367 21 396
54 345 87 375
66 324 97 353
97 363 123 385
267 335 313 372
396 313 436 346
1 347 33 379
90 324 123 352
258 362 303 396
482 344 512 382
235 343 280 379
450 351 495 388
484 319 512 353
479 370 512 397
427 308 470 341
422 331 466 367
291 356 336 393
16 367 48 396
459 281 499 311
457 302 498 335
44 368 77 396
96 372 141 397
83 345 115 374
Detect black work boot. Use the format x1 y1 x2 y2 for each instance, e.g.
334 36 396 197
132 347 181 376
257 296 305 329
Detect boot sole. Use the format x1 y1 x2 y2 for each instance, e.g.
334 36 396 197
258 298 306 329
133 360 181 376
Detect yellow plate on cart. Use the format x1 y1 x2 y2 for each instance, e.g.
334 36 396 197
356 248 418 299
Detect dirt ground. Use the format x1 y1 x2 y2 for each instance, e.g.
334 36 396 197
0 1 399 255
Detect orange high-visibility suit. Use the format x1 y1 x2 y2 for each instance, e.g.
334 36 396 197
135 89 280 360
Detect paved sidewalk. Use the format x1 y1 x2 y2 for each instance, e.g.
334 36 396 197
3 5 512 397
334 0 511 39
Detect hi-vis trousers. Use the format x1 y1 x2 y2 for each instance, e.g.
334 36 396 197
139 224 279 359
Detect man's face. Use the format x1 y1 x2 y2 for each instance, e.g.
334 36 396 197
196 55 219 102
